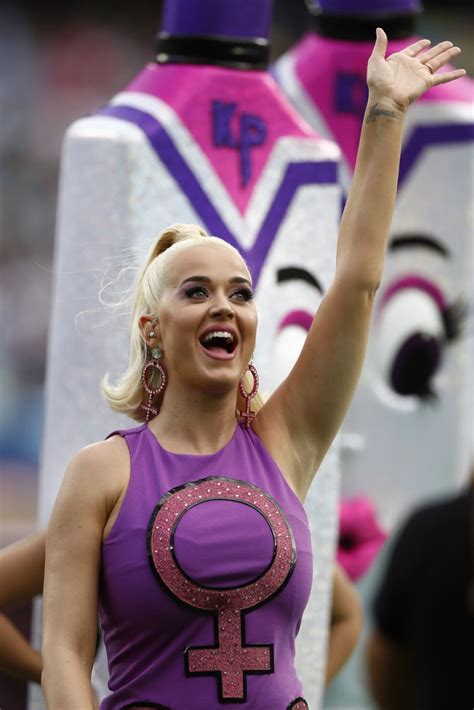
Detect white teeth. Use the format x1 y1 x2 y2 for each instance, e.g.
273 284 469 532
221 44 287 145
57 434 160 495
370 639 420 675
202 331 234 343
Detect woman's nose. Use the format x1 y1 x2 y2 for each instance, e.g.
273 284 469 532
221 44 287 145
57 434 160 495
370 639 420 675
209 295 235 319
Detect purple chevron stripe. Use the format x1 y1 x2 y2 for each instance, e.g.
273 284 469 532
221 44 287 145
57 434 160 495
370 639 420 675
101 104 338 285
102 106 235 245
253 161 336 279
399 123 474 188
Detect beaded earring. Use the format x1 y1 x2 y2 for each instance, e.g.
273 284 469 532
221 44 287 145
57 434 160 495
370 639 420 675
238 362 259 428
141 346 167 422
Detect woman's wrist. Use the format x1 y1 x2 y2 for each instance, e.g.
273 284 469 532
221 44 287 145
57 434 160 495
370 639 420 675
365 93 408 122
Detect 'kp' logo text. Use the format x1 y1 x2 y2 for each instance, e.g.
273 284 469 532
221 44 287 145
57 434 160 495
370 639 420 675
212 100 267 188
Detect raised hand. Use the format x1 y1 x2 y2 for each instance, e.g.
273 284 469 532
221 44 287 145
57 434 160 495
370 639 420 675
367 28 466 113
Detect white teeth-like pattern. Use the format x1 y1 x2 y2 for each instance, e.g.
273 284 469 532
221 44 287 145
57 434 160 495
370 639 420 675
202 331 234 343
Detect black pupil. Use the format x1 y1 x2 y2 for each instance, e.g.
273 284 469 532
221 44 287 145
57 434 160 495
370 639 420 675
390 333 442 396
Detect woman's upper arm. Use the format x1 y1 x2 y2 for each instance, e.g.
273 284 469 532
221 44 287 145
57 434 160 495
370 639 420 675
42 438 126 667
289 277 374 441
0 531 46 607
255 276 374 494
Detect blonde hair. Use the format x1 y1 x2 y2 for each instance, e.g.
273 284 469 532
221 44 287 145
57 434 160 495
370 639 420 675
102 223 263 421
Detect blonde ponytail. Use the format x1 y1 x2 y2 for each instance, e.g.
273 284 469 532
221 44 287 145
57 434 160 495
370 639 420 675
102 224 209 420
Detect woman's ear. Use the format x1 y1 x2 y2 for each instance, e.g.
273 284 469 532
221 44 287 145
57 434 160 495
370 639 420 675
139 314 161 347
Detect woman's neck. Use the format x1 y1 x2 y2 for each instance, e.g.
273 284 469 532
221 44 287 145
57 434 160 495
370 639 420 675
148 386 239 455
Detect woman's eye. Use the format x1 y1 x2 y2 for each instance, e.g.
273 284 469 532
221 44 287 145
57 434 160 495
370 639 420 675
185 286 209 299
231 288 253 302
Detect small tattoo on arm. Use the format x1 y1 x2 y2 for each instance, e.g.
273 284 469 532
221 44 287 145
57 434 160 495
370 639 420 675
366 103 397 123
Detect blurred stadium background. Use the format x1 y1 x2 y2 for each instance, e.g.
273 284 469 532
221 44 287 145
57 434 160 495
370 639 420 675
0 0 472 704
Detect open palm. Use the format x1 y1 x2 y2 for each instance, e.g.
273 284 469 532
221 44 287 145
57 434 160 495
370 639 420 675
368 28 465 111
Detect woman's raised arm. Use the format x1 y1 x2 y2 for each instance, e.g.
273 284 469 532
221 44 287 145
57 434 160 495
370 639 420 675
256 29 465 498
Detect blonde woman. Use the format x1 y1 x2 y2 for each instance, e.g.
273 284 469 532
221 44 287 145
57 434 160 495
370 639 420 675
42 31 465 710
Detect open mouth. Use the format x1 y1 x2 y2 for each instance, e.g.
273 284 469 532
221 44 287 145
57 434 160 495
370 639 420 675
199 330 237 358
337 497 387 582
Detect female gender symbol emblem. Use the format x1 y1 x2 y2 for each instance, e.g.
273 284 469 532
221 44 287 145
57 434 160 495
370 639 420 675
147 477 297 703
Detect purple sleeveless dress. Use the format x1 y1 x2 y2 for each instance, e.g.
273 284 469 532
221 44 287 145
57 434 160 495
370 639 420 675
99 423 313 710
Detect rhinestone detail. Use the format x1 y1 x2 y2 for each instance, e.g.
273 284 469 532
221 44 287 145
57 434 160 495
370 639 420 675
148 477 296 701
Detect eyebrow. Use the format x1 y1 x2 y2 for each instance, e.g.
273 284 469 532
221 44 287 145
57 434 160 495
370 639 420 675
276 267 324 294
178 275 253 287
388 234 450 258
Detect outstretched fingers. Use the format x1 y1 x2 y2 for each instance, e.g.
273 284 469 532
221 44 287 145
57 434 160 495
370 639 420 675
432 67 467 86
404 38 466 84
418 40 454 62
369 29 466 98
403 37 431 57
371 27 388 59
420 44 462 73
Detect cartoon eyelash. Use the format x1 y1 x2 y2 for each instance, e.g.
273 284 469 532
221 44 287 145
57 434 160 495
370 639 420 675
441 299 467 342
416 300 466 403
417 383 438 403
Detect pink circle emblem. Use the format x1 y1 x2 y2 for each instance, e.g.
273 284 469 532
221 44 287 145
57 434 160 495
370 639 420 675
147 477 296 702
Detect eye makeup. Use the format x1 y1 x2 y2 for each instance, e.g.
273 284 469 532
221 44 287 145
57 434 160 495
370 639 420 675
230 286 254 301
181 283 254 302
183 285 209 299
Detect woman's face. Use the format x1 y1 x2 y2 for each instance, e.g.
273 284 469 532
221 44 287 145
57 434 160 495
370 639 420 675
155 243 257 397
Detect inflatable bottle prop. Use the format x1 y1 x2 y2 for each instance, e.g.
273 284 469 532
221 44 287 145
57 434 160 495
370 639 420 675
275 1 474 707
34 1 341 707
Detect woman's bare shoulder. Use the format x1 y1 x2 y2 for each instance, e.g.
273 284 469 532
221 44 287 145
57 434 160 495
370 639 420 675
70 435 129 467
62 435 130 499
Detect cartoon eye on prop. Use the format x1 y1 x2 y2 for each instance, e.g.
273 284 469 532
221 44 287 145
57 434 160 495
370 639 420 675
273 310 313 376
270 267 323 383
375 274 464 401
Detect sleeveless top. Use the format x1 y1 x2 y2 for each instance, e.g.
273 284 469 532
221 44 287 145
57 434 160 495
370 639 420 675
99 422 313 710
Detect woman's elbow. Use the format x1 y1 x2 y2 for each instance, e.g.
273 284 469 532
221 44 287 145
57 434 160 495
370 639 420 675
332 271 382 308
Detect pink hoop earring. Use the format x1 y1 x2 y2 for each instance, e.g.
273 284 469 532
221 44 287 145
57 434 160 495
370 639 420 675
238 362 259 428
141 347 167 422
